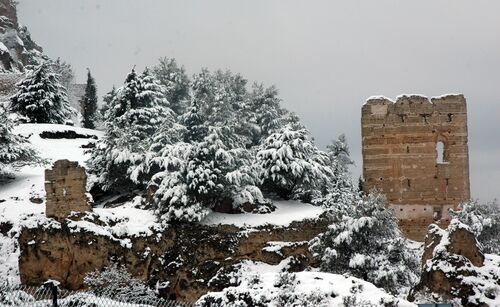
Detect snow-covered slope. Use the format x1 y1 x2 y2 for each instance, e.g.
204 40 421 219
0 124 102 281
197 259 417 306
0 123 329 283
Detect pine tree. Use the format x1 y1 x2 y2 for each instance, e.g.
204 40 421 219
81 69 98 129
243 83 286 146
9 62 75 124
152 57 190 116
100 86 116 121
257 125 331 200
327 134 354 170
0 107 39 178
180 100 208 143
314 134 356 208
52 58 75 90
309 192 419 295
150 126 264 222
87 68 173 193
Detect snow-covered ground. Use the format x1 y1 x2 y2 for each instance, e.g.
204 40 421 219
0 123 328 284
198 259 417 306
0 124 103 282
201 200 324 228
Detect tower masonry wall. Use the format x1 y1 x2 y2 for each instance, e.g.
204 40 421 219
45 159 91 220
361 94 470 241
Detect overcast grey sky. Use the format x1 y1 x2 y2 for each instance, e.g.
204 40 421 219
18 0 500 201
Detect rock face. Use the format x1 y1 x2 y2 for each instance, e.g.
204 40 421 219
18 215 329 302
361 94 470 241
409 220 497 306
421 221 484 268
45 160 92 219
0 0 45 72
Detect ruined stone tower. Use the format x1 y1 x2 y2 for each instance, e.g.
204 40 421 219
45 159 92 219
361 94 470 241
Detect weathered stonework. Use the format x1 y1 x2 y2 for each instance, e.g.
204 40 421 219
361 94 470 241
45 159 92 219
18 215 329 302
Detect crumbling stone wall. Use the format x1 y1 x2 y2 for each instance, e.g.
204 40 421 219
361 94 470 241
45 159 91 219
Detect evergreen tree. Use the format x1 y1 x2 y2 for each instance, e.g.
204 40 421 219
326 134 354 170
0 107 39 178
150 126 264 222
100 86 116 121
180 100 208 143
52 58 75 90
257 125 331 200
9 62 75 123
191 69 247 132
309 192 419 295
313 134 356 208
239 83 286 147
152 57 190 116
87 68 173 193
81 69 98 129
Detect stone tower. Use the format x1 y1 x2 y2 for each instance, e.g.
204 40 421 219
45 160 92 219
361 94 470 241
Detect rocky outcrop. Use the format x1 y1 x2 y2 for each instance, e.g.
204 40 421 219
18 215 329 302
421 220 484 268
409 219 498 306
0 0 45 73
45 160 92 220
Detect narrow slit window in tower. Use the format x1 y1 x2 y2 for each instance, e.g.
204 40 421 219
436 141 445 163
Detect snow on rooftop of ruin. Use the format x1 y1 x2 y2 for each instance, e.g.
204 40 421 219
200 200 324 228
364 93 465 105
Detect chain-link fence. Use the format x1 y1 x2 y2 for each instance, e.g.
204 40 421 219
0 281 194 307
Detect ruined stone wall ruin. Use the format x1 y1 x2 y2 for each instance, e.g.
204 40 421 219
361 94 470 241
45 159 91 219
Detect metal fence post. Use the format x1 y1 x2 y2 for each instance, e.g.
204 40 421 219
43 280 59 307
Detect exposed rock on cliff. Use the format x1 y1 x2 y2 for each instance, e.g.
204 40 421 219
409 220 500 306
0 0 46 72
18 212 329 302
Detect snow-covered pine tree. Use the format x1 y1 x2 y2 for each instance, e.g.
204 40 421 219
87 68 173 193
186 126 263 210
0 107 39 178
148 141 205 222
9 62 75 124
150 125 264 222
327 134 354 170
191 69 247 134
152 57 190 116
52 58 75 90
180 100 208 144
81 69 98 129
309 192 419 295
238 83 286 147
314 134 356 209
257 125 331 200
100 86 116 121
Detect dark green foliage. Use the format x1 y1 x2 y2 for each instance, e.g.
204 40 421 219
82 69 98 129
9 62 74 124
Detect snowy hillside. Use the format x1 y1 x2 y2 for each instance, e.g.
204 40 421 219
0 124 101 280
0 123 328 282
198 259 417 306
